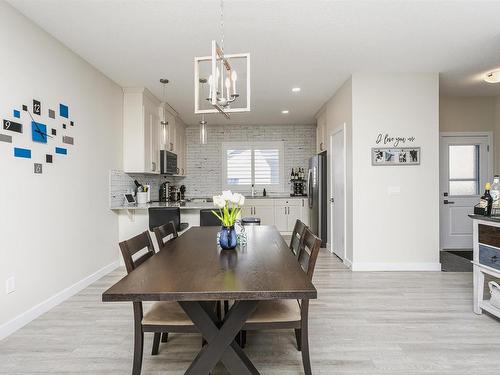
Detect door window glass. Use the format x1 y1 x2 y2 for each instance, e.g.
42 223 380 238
448 145 479 196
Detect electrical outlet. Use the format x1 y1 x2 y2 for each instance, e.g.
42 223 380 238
6 276 15 294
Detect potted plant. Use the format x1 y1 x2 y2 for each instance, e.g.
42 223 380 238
212 190 245 249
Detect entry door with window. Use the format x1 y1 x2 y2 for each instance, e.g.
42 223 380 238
440 134 491 249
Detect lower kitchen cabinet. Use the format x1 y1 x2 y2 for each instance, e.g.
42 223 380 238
275 199 304 232
241 198 308 234
244 199 275 225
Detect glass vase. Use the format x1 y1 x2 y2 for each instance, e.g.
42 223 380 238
219 225 237 250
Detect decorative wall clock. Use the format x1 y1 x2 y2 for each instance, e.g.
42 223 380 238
0 98 76 173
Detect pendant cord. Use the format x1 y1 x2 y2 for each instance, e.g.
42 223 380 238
220 0 224 51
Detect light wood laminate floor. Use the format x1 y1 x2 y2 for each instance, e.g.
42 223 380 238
1 249 499 375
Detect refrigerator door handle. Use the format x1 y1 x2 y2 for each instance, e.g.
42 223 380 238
307 169 313 208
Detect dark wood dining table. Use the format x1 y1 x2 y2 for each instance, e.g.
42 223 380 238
102 225 317 375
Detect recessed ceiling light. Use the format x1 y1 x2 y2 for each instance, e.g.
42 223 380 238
292 87 301 92
484 70 500 83
281 110 289 114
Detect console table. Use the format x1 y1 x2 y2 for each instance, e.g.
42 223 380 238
470 215 500 319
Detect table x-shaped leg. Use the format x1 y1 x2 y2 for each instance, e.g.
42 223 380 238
179 300 260 375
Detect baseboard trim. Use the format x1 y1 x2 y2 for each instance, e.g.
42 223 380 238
0 259 119 341
343 258 353 269
351 262 441 272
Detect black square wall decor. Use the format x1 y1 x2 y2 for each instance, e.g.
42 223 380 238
33 99 41 115
46 154 53 163
51 128 56 136
22 104 28 111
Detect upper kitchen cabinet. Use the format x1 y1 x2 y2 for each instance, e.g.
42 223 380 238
123 88 161 174
160 103 177 153
316 109 327 153
175 118 187 176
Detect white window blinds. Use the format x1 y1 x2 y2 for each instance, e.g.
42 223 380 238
222 142 284 191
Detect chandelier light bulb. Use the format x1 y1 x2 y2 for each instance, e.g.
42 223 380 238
225 77 231 99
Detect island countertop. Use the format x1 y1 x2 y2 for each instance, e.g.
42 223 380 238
110 195 307 210
468 214 500 224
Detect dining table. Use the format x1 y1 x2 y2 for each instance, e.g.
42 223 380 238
102 225 317 375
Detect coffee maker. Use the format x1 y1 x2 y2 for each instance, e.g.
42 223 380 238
159 181 170 202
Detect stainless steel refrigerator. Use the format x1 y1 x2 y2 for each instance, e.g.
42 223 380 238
307 151 327 246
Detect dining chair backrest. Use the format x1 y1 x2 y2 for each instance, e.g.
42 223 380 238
153 221 178 249
119 231 156 274
297 228 321 282
290 219 307 257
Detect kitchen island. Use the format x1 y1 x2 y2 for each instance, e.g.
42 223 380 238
469 214 500 319
112 196 310 248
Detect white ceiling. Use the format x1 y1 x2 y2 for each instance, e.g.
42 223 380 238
7 0 500 126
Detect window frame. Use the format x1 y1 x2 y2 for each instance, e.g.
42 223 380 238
222 141 285 192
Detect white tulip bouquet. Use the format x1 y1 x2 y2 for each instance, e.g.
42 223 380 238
212 190 245 227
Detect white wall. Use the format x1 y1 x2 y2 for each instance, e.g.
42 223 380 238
351 73 440 270
494 97 500 173
318 78 353 263
440 96 495 132
0 2 123 338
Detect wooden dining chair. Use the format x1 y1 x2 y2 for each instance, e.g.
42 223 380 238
119 231 199 375
153 221 178 249
241 228 321 375
290 219 307 257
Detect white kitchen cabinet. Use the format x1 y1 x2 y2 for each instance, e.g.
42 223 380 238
300 198 310 227
275 198 304 233
175 119 186 176
244 199 275 226
123 88 161 174
316 110 327 153
161 105 177 153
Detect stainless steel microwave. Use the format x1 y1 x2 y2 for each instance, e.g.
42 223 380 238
160 150 178 175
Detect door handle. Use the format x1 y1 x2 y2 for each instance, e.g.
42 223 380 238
330 197 334 203
444 200 455 204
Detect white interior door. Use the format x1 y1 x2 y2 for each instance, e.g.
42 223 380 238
330 127 346 260
440 134 491 249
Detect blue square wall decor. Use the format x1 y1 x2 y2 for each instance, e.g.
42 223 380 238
55 147 67 155
14 147 31 158
13 110 20 118
31 121 48 143
59 104 69 118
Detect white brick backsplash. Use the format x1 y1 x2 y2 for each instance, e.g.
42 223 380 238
109 170 176 207
183 124 316 198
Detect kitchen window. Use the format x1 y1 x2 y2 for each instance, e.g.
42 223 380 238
222 141 285 192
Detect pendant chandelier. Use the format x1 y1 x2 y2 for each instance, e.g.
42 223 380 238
199 115 208 145
194 0 250 118
160 78 169 145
